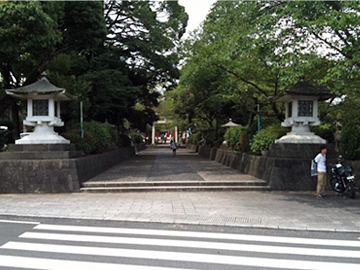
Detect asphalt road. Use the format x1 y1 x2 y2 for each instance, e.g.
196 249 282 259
0 216 359 270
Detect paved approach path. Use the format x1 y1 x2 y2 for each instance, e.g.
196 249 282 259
87 145 260 183
0 146 359 232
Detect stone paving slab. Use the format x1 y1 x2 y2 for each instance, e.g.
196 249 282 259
86 147 260 183
0 191 359 232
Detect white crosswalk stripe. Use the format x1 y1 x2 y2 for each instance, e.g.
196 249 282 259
0 255 191 270
0 224 360 270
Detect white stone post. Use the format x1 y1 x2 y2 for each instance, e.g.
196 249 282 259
152 124 155 145
175 126 178 144
27 99 33 118
49 98 55 118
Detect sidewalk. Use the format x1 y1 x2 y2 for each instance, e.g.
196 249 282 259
1 190 359 232
0 146 359 232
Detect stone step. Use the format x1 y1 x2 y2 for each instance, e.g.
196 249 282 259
80 180 270 193
82 180 268 188
80 185 271 193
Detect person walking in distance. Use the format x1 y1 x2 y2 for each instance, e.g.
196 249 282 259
314 145 327 198
171 140 177 157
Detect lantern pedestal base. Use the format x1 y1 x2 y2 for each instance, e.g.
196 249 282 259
15 125 70 145
276 123 326 144
275 134 326 144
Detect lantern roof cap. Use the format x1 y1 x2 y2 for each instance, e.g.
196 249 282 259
5 72 72 100
274 75 335 102
221 118 241 128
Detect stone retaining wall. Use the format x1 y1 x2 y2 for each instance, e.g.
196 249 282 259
198 145 360 191
0 147 135 194
198 145 218 160
186 143 199 152
136 143 146 152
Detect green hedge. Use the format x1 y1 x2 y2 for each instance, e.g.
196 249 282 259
188 132 202 144
84 121 114 153
130 132 143 145
224 126 247 151
119 134 132 147
250 125 288 155
62 121 118 154
310 124 336 143
340 120 360 160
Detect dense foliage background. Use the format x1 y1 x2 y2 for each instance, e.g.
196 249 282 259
2 1 360 158
0 0 188 146
165 0 360 158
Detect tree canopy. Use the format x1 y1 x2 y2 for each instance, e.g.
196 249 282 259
0 0 188 141
172 0 360 135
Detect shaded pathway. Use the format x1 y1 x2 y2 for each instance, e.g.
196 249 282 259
87 146 261 183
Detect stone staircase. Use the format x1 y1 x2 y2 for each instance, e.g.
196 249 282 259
80 180 270 193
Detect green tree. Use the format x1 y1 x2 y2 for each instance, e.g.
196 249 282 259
1 0 188 137
100 0 188 131
177 0 360 129
0 1 106 137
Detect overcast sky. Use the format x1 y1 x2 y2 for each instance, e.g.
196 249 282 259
178 0 218 38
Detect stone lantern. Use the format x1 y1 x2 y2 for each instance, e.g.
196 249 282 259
274 75 334 144
5 72 72 144
221 118 241 128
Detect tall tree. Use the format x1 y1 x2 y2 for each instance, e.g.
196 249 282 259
177 0 360 126
0 1 106 132
0 0 188 135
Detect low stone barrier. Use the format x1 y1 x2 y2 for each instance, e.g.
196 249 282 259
214 149 274 186
198 145 218 160
0 147 135 194
198 145 211 158
186 143 199 153
198 145 360 191
136 143 146 152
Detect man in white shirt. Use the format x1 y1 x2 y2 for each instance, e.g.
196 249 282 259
314 145 327 198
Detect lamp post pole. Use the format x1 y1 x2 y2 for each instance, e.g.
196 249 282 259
80 101 84 138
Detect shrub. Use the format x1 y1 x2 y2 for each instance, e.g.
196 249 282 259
118 134 132 147
340 121 360 160
84 121 113 153
204 132 216 147
224 126 247 151
310 124 336 143
108 127 119 147
62 130 93 154
239 129 250 153
250 125 288 155
130 132 143 145
62 121 114 154
188 132 202 144
213 136 224 148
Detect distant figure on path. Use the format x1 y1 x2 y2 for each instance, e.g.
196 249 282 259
170 140 177 157
314 145 327 198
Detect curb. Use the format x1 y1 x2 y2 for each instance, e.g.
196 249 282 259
1 213 359 234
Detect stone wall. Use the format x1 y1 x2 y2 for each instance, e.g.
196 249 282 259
198 145 218 161
198 144 360 191
214 149 274 186
0 147 135 194
75 147 135 185
136 143 146 152
186 143 199 153
198 145 211 158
